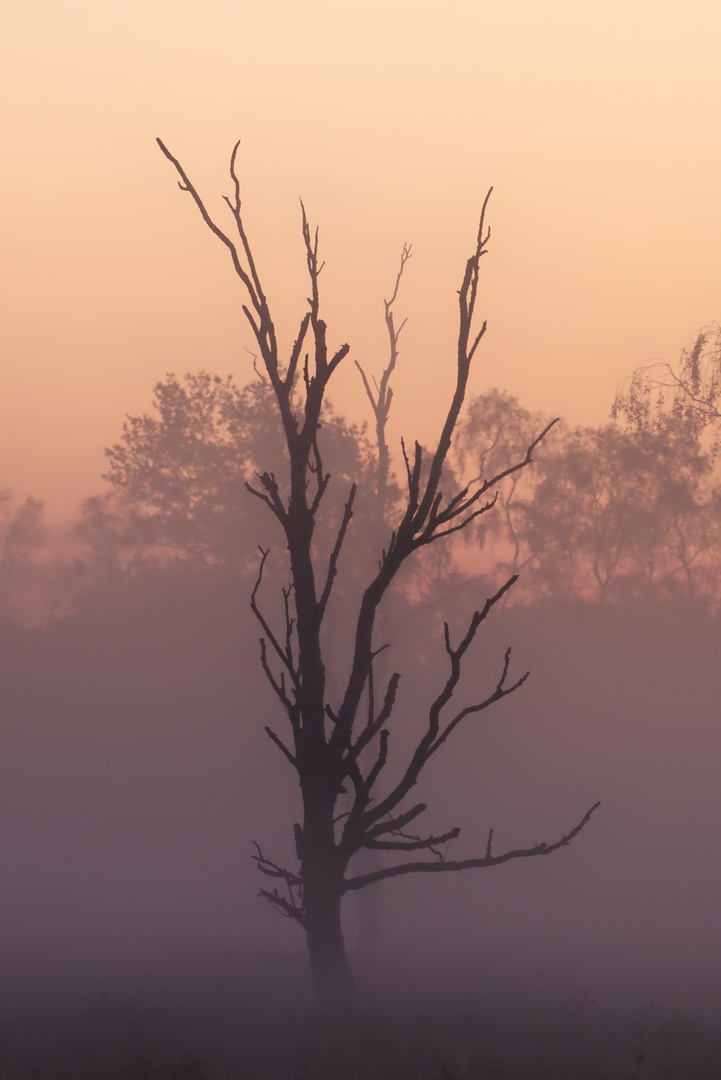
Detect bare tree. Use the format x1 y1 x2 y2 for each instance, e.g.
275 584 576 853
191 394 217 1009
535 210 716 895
157 138 600 1008
355 242 410 531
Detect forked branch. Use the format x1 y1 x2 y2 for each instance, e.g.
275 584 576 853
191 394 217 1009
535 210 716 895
250 548 301 692
345 801 601 892
359 574 523 831
355 242 413 526
252 842 305 923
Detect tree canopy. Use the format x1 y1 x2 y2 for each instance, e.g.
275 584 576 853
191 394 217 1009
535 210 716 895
76 371 374 584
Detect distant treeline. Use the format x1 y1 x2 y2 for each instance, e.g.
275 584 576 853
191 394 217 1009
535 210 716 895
5 324 721 622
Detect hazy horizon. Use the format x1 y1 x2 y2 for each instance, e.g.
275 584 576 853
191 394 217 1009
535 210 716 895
3 0 721 516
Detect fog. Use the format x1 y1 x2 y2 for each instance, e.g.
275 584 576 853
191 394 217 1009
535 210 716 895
3 293 721 1080
1 553 721 1073
2 252 721 1080
4 5 721 1073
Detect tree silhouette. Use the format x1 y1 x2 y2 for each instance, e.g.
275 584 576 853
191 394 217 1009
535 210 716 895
157 137 600 1008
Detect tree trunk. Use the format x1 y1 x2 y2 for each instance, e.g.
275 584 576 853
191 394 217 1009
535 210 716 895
300 772 356 1010
304 870 354 1009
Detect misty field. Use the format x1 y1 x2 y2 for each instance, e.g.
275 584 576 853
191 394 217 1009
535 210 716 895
2 953 721 1079
1 581 720 1077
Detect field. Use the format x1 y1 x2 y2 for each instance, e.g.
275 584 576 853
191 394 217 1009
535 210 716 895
2 953 720 1079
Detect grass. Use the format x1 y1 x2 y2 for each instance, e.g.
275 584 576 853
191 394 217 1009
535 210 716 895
1 962 720 1079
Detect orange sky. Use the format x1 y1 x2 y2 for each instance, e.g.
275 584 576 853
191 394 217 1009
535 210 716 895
2 0 721 517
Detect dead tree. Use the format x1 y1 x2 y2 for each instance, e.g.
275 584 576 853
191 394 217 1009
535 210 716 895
157 138 600 1008
355 241 411 531
345 243 411 952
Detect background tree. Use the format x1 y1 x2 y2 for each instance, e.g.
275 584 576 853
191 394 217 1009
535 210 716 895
157 137 600 1008
612 327 721 598
453 376 721 604
613 323 721 445
73 491 157 590
0 492 46 620
78 370 374 583
455 389 552 578
517 424 663 601
105 371 272 570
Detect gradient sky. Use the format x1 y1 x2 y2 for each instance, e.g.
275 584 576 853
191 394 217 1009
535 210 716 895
3 0 721 516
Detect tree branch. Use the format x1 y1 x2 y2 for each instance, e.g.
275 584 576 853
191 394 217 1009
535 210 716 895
364 802 427 841
318 484 357 618
258 637 295 716
250 549 301 696
258 888 305 922
362 575 519 829
252 842 304 922
428 645 529 758
364 825 460 854
345 802 601 892
158 140 256 297
352 671 400 758
252 842 302 886
265 725 297 768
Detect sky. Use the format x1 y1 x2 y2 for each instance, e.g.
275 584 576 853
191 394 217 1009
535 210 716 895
2 0 721 516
